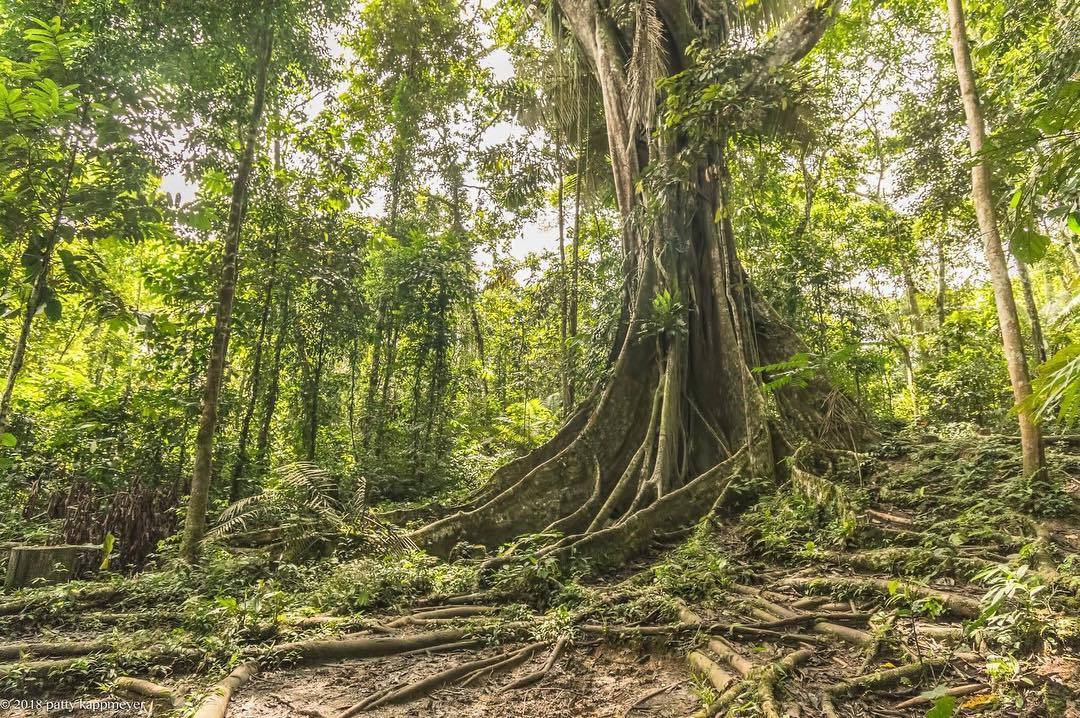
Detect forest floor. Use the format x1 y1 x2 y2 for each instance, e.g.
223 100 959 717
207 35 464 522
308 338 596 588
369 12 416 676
1 426 1078 717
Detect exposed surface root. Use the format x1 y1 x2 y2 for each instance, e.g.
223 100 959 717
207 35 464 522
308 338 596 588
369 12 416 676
192 661 260 718
0 586 119 617
0 639 113 660
4 429 1076 718
334 642 547 715
112 676 181 706
780 575 982 618
731 583 873 646
499 633 568 691
272 628 471 664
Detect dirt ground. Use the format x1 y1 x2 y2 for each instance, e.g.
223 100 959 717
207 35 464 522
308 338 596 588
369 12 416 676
230 643 695 718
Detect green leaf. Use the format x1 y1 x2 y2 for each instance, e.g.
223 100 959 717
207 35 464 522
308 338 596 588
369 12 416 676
1009 228 1050 264
1067 212 1080 237
926 695 956 718
1008 187 1023 211
99 531 115 571
0 432 17 447
43 291 62 321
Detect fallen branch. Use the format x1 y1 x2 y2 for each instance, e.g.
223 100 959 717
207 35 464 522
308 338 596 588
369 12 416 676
894 682 989 709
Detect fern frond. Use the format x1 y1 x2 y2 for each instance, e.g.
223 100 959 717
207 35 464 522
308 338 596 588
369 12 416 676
206 460 413 558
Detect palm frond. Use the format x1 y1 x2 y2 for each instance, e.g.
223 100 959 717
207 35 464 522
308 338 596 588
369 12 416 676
627 0 667 133
697 0 807 41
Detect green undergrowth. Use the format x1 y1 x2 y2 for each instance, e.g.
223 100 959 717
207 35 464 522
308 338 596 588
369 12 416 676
1 424 1076 702
739 425 1076 572
877 425 1075 523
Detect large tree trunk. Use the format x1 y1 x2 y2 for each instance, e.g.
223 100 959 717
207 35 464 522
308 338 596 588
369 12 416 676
946 0 1045 482
179 18 274 562
411 0 855 565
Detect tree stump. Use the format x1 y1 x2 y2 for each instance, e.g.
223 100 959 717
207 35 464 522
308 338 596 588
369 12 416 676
4 545 101 590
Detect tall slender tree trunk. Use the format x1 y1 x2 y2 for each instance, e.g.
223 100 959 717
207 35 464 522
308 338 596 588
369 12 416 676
306 328 326 462
556 128 572 416
180 17 274 562
568 131 583 411
900 263 924 366
363 140 407 452
255 289 289 473
936 237 947 326
229 234 281 503
0 136 80 432
1015 259 1047 364
946 0 1045 481
362 297 386 449
348 335 359 461
374 320 400 457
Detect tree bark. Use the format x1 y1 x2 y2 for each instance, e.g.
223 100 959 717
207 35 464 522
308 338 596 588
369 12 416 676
946 0 1045 482
362 296 387 450
900 265 923 341
180 17 274 562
